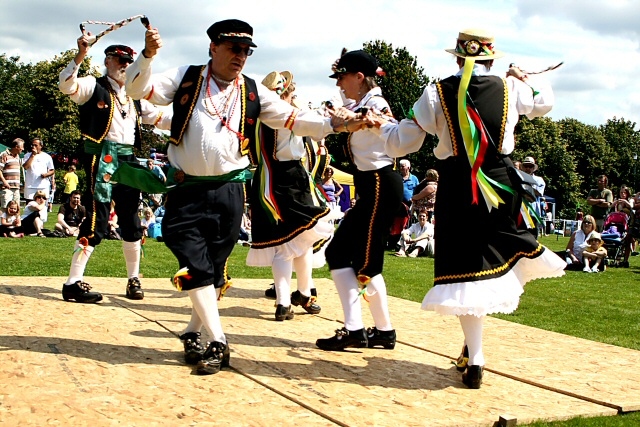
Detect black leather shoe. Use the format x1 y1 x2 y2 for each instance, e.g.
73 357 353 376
179 332 207 365
275 304 294 321
264 283 276 299
366 327 396 349
455 345 469 372
62 281 103 303
316 327 368 351
126 277 144 300
462 365 484 389
196 341 230 375
291 290 321 314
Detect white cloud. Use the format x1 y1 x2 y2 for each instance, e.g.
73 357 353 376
0 0 637 126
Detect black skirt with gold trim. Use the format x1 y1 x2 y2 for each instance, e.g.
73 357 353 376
250 160 330 249
433 155 543 285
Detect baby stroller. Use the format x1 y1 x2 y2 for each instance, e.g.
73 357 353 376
601 211 629 267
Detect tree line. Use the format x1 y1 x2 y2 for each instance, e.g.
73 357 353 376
1 42 638 218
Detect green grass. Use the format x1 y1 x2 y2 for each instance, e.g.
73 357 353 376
2 210 640 426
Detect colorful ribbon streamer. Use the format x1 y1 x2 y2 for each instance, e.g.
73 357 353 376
254 121 283 224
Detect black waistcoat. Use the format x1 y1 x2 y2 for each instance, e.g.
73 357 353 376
79 76 142 148
436 75 508 157
170 65 260 159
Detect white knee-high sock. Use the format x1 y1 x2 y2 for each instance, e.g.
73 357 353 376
331 267 363 331
292 248 313 297
65 241 94 285
183 308 204 335
122 240 141 278
188 285 226 344
459 315 485 366
272 256 293 306
365 274 393 331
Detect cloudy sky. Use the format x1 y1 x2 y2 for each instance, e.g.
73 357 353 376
1 0 639 127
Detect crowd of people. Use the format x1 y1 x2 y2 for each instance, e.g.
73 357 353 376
3 19 636 390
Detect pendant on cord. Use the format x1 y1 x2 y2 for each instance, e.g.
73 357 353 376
121 110 127 119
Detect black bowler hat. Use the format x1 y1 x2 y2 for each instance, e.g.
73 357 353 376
104 45 135 62
207 19 257 48
329 50 378 79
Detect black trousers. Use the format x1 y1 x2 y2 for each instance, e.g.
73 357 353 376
326 166 403 280
162 181 244 291
78 152 142 247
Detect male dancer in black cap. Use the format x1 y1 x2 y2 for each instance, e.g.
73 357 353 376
59 33 171 304
126 19 336 375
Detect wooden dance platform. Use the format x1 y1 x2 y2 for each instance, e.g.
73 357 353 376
1 276 637 426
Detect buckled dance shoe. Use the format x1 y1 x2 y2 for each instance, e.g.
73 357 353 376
316 327 368 351
62 281 103 303
126 277 144 300
179 332 207 365
455 345 469 372
290 290 321 315
196 341 230 375
462 365 484 389
366 327 396 349
275 304 294 321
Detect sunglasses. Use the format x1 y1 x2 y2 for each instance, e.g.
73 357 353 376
35 195 45 199
109 55 133 65
583 221 593 225
227 43 253 56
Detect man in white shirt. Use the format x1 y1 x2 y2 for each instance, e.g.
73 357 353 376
23 138 54 201
126 18 334 375
395 212 434 257
58 37 171 304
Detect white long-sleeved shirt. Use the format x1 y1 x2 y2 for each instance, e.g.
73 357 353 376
126 57 333 176
378 63 554 159
341 87 395 172
59 59 172 145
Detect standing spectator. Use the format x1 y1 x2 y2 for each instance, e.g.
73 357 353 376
587 174 613 231
58 33 171 304
373 28 565 389
613 185 634 216
62 165 79 204
47 175 56 212
412 169 438 223
399 159 419 205
55 190 86 237
23 137 55 202
126 19 334 374
321 167 343 213
521 156 545 238
0 138 24 211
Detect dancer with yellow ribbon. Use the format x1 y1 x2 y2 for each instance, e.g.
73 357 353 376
373 28 566 389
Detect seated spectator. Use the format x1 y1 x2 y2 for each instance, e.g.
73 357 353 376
563 215 596 270
412 169 438 223
147 159 166 183
21 190 48 237
0 200 24 238
582 232 607 273
140 207 156 237
238 210 251 245
394 212 434 258
107 200 122 240
55 190 85 237
343 197 357 217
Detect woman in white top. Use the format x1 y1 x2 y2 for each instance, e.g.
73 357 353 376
316 50 403 352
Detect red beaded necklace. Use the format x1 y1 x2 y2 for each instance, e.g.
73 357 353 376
204 63 245 141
